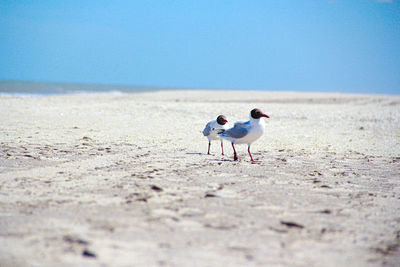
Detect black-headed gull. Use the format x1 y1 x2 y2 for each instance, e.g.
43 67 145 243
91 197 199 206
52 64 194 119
219 108 269 162
202 115 228 155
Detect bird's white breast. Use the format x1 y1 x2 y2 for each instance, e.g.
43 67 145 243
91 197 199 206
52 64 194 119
207 120 227 141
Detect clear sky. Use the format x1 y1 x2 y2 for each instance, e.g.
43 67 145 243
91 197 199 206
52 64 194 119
1 0 399 94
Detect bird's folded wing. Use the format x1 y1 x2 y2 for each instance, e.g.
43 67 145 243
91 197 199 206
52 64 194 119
202 123 211 136
217 129 225 134
234 121 250 128
223 124 249 138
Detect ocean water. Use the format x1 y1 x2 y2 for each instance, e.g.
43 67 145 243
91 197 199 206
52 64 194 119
0 80 166 97
2 80 398 97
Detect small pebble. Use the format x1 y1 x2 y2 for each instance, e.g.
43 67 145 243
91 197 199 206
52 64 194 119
82 248 96 258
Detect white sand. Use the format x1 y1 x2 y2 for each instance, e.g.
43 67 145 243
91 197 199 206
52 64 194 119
0 90 399 266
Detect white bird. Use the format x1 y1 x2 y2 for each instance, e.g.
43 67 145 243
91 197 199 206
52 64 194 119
202 115 229 155
219 108 269 162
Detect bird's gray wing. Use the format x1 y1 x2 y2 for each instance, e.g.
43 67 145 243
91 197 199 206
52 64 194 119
223 121 249 138
233 121 250 128
217 129 225 134
202 122 212 136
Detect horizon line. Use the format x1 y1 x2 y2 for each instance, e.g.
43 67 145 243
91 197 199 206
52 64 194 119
0 79 398 96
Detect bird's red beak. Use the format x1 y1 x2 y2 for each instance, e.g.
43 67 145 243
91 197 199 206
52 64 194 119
262 114 270 118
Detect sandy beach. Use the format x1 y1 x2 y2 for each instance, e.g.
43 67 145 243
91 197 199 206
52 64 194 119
1 90 399 266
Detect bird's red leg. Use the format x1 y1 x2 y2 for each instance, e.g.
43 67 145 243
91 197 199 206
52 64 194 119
248 145 261 163
221 141 224 156
207 142 211 154
232 142 238 161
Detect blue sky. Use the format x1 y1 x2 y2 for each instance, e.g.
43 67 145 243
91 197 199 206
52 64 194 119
1 0 399 94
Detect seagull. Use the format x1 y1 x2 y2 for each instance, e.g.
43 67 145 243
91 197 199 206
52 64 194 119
219 108 269 162
202 115 229 155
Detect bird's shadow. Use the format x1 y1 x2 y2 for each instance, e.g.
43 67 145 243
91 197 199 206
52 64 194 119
185 152 236 162
185 152 204 155
207 158 232 162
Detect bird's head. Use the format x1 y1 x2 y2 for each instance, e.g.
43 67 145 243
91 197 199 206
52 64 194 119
216 115 228 125
250 108 270 119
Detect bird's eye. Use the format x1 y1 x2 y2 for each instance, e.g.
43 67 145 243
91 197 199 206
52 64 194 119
212 128 215 130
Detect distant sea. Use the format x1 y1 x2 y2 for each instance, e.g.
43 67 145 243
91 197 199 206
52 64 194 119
0 80 168 97
1 80 398 96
